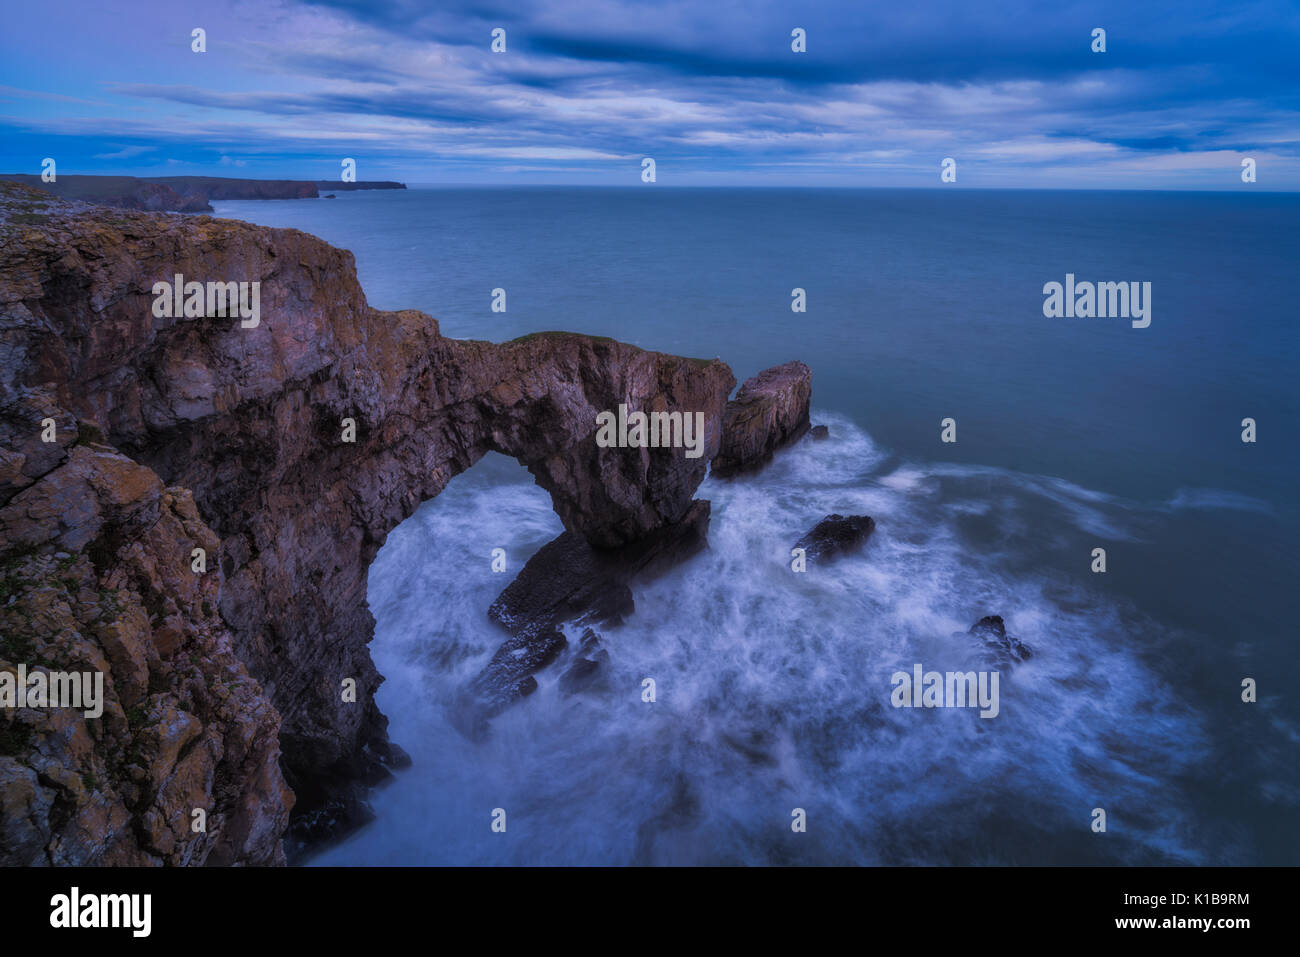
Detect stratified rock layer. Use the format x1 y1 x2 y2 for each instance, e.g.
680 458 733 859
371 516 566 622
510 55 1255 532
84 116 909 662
710 360 811 477
463 499 711 733
0 181 736 861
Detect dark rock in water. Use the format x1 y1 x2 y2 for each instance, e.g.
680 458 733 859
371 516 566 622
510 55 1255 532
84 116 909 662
559 648 611 696
969 615 1032 666
457 500 712 732
711 361 811 477
811 424 829 440
577 627 601 652
489 499 710 636
284 790 377 865
557 627 610 696
794 513 875 563
324 193 337 199
463 624 568 722
374 740 413 770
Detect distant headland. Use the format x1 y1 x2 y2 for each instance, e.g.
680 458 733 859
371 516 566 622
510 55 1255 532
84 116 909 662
2 174 406 213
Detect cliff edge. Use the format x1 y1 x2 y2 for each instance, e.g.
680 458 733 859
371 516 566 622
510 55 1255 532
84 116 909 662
0 181 742 862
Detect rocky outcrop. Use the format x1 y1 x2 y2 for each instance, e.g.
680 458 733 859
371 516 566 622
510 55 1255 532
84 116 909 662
0 181 737 862
461 500 711 734
2 176 210 213
310 182 406 193
968 616 1032 667
0 443 292 865
794 514 875 564
710 360 811 477
557 629 610 697
6 175 407 214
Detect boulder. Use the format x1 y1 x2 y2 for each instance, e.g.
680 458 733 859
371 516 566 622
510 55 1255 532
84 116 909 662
968 615 1033 666
794 514 875 564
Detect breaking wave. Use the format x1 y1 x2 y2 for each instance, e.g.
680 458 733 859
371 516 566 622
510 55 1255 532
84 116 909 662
315 413 1210 865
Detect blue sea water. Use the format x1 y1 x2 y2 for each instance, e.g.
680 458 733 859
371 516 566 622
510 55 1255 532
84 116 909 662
212 188 1300 865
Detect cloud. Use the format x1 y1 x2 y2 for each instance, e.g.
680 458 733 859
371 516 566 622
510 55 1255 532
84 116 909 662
0 0 1296 186
93 145 156 159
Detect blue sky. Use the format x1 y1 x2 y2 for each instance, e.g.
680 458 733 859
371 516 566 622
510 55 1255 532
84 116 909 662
2 0 1297 187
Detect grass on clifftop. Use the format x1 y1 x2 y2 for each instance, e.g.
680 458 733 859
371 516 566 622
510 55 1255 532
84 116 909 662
507 330 718 366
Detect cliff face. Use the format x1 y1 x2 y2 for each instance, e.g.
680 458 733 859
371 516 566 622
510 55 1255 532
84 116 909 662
5 175 407 213
0 182 735 861
711 361 811 477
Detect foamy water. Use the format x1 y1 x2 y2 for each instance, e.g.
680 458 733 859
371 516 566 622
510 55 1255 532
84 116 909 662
316 414 1214 865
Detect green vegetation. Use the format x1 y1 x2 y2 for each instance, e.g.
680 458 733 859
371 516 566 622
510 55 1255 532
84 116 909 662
98 588 121 619
508 330 617 345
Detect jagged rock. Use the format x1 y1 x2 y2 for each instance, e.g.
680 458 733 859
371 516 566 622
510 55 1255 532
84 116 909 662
488 500 710 638
0 181 753 860
558 647 610 697
460 500 710 730
794 514 875 564
0 449 292 866
811 424 829 440
557 628 610 696
710 361 811 477
968 616 1032 666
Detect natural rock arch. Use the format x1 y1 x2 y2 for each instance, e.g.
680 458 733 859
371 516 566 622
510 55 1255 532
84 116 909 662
0 193 735 859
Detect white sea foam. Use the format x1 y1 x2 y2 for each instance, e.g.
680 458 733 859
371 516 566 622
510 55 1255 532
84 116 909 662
317 416 1208 865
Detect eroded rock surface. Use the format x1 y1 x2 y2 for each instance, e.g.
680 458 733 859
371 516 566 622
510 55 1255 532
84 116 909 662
0 444 291 865
794 514 876 564
0 181 738 861
968 615 1033 667
461 500 711 732
710 360 811 477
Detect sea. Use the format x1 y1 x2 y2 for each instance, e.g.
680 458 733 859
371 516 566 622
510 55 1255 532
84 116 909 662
210 187 1300 865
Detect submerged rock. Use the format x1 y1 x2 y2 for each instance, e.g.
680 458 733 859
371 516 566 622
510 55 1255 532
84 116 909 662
458 500 712 731
968 615 1033 666
558 647 611 696
794 513 876 564
710 361 811 477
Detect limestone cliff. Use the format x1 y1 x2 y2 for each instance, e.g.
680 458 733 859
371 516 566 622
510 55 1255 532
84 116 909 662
0 181 741 862
6 174 407 213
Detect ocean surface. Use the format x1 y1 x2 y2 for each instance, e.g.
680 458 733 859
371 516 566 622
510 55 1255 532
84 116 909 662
212 187 1300 865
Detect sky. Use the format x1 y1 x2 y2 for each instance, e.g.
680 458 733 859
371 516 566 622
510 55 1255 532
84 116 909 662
1 0 1297 188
